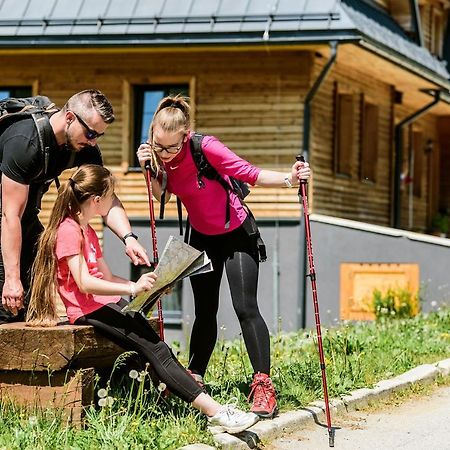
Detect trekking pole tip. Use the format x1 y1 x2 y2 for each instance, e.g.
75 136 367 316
328 428 335 447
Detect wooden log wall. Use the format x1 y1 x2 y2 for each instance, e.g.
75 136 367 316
310 56 394 227
0 50 312 233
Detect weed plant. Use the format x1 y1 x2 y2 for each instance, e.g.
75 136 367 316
0 308 449 449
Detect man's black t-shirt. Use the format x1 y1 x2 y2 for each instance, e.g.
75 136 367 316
0 116 103 220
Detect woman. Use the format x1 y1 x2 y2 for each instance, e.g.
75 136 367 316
26 164 259 434
137 96 311 418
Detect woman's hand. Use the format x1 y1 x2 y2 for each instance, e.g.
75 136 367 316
137 142 152 169
135 271 158 295
291 160 311 184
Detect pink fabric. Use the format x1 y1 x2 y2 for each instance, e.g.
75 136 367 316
163 134 261 235
55 217 120 324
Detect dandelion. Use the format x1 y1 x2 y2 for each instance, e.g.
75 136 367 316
106 396 115 407
97 388 108 398
98 398 107 407
129 369 139 379
28 416 38 426
157 382 167 392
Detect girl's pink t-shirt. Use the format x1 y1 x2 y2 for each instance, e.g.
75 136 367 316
55 217 120 324
163 134 261 235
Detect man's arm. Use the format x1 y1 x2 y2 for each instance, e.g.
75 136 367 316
102 195 150 266
1 176 29 315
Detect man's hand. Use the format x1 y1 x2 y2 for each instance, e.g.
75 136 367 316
125 238 150 266
1 277 24 316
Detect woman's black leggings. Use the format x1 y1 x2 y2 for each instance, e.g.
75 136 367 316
75 299 203 403
188 224 270 377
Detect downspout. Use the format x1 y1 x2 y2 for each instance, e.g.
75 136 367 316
393 90 441 229
298 41 338 329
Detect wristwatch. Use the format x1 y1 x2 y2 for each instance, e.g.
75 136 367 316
284 175 293 188
122 232 138 244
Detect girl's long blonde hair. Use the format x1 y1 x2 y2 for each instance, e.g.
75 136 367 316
147 94 191 175
26 164 115 327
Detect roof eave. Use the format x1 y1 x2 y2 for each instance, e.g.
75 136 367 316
0 30 361 49
359 37 450 90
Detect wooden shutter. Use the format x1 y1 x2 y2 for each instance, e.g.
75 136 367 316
360 101 379 182
412 131 423 197
335 93 354 176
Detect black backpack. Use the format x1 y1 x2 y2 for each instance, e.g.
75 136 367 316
0 96 59 183
159 133 267 262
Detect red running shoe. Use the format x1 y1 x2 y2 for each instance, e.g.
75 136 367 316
248 372 278 418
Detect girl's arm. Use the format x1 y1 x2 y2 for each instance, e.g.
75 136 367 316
66 254 156 296
97 257 129 284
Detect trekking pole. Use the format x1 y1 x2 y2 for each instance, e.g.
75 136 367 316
144 160 165 341
296 155 334 447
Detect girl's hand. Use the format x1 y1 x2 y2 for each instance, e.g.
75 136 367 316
137 143 152 168
135 272 158 294
291 160 311 183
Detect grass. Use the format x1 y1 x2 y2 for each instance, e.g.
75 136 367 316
0 307 449 449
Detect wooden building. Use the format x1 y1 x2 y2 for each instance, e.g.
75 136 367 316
1 0 450 336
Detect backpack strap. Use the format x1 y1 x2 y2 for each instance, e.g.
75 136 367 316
159 170 168 220
190 133 234 229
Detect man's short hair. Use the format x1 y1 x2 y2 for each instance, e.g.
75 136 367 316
63 89 115 124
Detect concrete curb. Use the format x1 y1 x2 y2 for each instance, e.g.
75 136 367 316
178 357 450 450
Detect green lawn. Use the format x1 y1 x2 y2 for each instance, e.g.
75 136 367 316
0 307 449 449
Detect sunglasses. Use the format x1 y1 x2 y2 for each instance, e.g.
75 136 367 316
70 111 104 140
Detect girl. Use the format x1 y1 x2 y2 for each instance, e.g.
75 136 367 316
136 95 311 419
26 164 259 434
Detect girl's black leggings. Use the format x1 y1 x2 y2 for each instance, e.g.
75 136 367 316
188 224 270 377
75 299 203 403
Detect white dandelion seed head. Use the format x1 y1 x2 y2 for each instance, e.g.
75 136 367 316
129 369 139 379
97 388 108 398
28 416 38 426
106 396 115 407
98 398 107 407
157 382 167 392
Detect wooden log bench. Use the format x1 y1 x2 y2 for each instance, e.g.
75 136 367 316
0 322 129 422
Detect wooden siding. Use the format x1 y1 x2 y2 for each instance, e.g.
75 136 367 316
0 47 446 235
0 51 311 230
310 57 394 226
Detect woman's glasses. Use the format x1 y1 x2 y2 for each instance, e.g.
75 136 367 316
70 111 104 140
149 136 185 154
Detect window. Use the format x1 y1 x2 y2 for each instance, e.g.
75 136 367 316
360 98 379 183
0 86 32 101
130 264 183 325
131 84 189 167
334 87 354 177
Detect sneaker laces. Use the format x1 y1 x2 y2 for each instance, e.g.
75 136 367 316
248 376 275 409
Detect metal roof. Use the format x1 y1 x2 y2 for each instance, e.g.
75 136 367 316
0 0 448 80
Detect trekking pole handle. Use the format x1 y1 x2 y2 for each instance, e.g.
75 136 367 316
296 155 308 186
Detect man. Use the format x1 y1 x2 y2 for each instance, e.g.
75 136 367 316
0 89 149 323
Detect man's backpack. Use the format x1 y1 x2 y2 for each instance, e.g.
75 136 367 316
0 96 58 182
159 132 267 262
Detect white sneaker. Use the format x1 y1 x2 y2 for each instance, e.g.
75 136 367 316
207 404 259 434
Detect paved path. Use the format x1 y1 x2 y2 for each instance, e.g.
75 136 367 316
266 385 450 450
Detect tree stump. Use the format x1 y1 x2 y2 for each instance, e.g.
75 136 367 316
0 322 125 423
